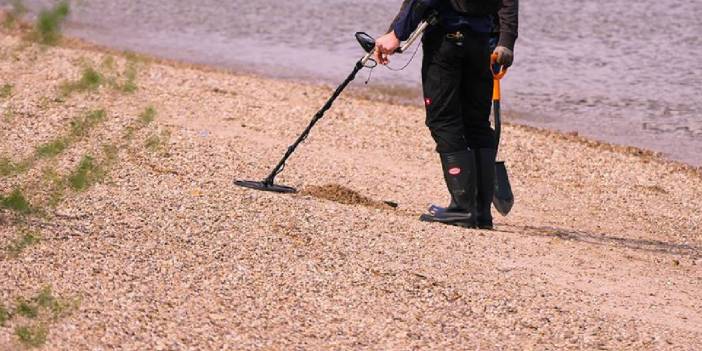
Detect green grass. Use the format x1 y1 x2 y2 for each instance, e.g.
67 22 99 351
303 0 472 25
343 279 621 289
64 144 118 194
122 64 138 93
139 106 156 125
69 109 106 137
145 129 171 154
3 105 16 123
0 158 15 175
32 1 70 45
0 158 12 175
5 230 40 257
100 56 115 71
124 106 156 140
2 0 27 29
35 109 106 159
0 84 13 99
3 110 106 178
42 167 65 208
35 138 69 159
35 288 53 307
106 58 140 93
44 143 117 207
102 144 119 164
15 325 48 348
120 80 138 93
61 56 141 96
0 157 31 176
60 67 104 96
67 155 104 191
0 304 9 326
2 287 77 347
0 188 33 214
16 299 38 319
35 286 74 320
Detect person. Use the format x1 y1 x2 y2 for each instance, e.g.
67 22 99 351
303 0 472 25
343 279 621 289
373 0 518 230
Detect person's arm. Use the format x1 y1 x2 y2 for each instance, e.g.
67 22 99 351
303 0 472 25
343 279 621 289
387 0 413 35
493 0 518 67
376 0 435 65
496 0 518 50
390 0 432 41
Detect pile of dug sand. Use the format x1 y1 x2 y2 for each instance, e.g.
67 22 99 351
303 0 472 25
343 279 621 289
1 27 701 350
302 184 395 210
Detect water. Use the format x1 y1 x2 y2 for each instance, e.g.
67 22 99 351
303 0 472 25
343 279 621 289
7 0 702 166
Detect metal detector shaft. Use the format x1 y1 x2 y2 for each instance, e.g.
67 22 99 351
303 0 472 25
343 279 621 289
262 61 365 185
265 20 433 183
242 15 437 192
400 20 431 53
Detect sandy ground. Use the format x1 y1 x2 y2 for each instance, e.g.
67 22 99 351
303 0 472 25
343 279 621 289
1 26 701 350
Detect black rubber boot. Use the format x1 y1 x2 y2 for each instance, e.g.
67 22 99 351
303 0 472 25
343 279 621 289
420 150 477 228
475 149 497 229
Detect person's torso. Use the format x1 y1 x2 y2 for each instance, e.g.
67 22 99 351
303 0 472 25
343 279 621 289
437 0 498 33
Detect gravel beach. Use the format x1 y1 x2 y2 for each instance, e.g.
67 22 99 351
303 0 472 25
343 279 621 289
1 25 701 350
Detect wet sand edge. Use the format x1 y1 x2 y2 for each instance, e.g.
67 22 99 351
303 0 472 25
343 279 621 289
3 11 700 179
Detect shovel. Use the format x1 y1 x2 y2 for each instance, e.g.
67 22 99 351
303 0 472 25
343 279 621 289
490 53 514 216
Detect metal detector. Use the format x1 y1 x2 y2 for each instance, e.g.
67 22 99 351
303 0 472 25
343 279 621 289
235 15 438 194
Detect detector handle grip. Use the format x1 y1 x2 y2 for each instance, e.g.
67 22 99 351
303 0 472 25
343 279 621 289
361 12 437 66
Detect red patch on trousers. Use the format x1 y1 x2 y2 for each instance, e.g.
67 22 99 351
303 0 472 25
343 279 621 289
449 167 462 176
424 97 433 106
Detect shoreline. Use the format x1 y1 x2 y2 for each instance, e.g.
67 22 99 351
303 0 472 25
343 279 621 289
80 37 702 175
1 15 694 175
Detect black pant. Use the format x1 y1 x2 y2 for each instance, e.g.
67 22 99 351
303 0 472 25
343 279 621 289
422 29 496 153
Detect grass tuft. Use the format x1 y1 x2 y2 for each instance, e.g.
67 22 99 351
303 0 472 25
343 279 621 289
35 286 75 319
2 0 27 29
15 299 38 319
0 157 30 176
41 167 66 207
3 288 77 347
67 155 104 191
70 109 106 137
32 1 70 45
119 63 139 93
3 105 16 122
102 144 119 164
100 56 115 71
35 109 106 160
0 188 33 214
139 106 156 125
5 230 40 257
145 129 171 154
35 138 69 159
60 67 104 96
124 106 156 140
0 83 13 99
15 325 48 348
0 305 9 326
35 287 54 308
0 158 12 175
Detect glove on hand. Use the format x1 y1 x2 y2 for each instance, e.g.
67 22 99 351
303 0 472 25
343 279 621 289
493 46 514 67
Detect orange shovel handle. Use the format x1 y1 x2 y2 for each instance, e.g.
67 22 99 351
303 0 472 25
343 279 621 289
490 53 508 80
490 53 507 101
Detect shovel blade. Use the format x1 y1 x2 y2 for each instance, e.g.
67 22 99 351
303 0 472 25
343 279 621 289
493 161 514 216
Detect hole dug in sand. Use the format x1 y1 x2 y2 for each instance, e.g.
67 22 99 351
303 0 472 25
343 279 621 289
302 184 396 210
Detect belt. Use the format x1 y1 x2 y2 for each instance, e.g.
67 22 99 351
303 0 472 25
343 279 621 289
446 31 465 41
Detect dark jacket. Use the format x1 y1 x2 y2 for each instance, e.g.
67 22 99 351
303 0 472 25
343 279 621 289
389 0 518 50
